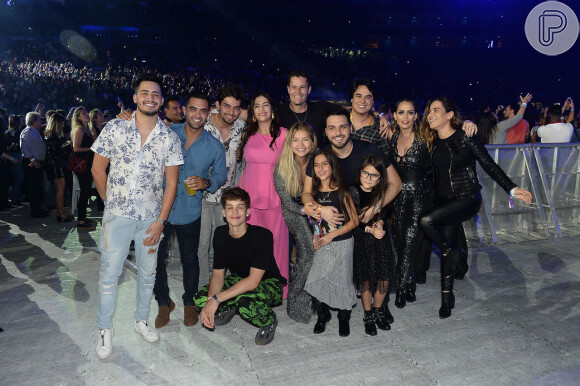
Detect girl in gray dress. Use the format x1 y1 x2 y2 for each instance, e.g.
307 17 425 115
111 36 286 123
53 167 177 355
274 123 317 323
304 149 359 337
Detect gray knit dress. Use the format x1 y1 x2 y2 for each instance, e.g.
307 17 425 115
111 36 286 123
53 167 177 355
274 167 315 323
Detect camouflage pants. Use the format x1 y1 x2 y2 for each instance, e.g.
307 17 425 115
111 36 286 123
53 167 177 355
193 275 283 327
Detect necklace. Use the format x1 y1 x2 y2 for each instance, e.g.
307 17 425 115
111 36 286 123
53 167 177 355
290 103 308 123
350 112 373 128
318 190 331 202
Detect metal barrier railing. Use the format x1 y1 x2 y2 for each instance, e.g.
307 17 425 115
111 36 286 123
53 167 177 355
465 143 580 245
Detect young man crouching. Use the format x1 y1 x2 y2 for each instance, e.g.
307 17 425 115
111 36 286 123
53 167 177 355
193 187 285 345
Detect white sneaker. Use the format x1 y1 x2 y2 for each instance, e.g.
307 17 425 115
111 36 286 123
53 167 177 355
134 320 159 343
96 328 113 360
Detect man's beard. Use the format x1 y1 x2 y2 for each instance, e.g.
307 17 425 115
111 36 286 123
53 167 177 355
331 135 351 150
137 105 159 117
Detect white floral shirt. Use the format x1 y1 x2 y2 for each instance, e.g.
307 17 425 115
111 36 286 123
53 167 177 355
203 114 245 203
91 116 183 221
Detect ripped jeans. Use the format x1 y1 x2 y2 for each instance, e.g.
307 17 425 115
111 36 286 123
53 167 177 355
97 212 162 329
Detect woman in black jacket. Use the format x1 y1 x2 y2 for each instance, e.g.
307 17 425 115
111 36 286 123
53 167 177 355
419 97 532 319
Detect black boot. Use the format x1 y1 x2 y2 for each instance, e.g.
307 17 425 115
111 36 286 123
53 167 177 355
313 300 331 334
455 249 469 280
394 288 406 309
439 259 456 319
373 306 391 331
337 309 351 337
381 301 394 324
363 310 377 336
406 283 417 303
441 244 461 277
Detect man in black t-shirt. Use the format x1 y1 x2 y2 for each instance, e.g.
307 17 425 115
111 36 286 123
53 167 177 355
302 107 401 223
277 70 336 148
193 187 285 345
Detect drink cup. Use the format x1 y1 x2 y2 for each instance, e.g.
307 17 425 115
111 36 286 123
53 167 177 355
183 179 196 196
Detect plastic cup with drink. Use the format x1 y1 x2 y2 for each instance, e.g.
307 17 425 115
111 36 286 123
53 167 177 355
183 178 196 196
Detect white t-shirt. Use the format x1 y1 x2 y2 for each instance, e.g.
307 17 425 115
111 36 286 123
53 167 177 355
537 122 573 143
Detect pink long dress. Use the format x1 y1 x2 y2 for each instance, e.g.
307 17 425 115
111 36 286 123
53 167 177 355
239 127 289 298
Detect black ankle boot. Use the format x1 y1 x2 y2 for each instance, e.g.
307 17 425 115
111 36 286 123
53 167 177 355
406 283 417 303
337 309 351 337
382 302 394 324
394 288 406 309
439 260 456 319
313 301 331 334
363 310 377 336
373 307 391 331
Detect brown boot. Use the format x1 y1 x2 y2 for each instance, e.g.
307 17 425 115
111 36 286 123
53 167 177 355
155 300 175 328
184 305 199 327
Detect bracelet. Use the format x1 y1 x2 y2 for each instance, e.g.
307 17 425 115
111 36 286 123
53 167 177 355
317 205 322 214
212 294 221 305
365 226 371 233
521 103 527 107
374 204 381 213
510 187 517 198
301 207 306 215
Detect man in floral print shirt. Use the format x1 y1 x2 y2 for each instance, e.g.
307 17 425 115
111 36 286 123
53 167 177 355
91 73 184 360
198 84 245 286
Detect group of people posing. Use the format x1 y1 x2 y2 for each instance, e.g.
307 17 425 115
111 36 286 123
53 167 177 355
92 71 533 360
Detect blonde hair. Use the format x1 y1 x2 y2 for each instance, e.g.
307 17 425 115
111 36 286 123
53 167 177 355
71 106 95 142
44 114 65 139
277 122 317 198
89 108 102 134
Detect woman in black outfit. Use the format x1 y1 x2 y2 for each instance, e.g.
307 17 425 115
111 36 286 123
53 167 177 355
71 106 96 229
419 97 532 319
45 113 74 222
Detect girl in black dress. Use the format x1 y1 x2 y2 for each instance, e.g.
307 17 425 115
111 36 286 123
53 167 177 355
352 156 395 335
45 113 74 222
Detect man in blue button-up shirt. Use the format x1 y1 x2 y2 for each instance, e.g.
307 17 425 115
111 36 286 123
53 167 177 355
153 92 227 329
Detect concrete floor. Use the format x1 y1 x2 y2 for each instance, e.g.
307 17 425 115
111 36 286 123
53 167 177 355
1 206 579 386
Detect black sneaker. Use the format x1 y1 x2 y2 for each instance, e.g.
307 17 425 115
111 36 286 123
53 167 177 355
214 308 236 326
255 317 277 345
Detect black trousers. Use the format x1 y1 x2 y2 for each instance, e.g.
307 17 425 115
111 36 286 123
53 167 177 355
419 193 482 252
74 170 93 221
22 159 44 215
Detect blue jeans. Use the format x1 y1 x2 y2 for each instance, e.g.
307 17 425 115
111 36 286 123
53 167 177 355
154 218 201 306
97 212 161 329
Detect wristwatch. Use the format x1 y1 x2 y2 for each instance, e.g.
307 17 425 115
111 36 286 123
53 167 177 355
156 218 168 226
204 178 212 189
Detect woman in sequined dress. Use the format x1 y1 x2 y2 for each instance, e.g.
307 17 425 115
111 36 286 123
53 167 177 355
273 122 317 323
386 99 433 309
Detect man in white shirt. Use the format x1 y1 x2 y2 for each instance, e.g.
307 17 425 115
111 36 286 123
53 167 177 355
91 74 184 360
537 103 574 143
20 112 48 218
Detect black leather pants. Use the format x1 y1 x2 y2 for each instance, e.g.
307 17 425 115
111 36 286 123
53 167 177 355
419 193 482 251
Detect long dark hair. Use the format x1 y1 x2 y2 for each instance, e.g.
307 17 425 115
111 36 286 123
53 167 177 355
421 96 463 151
238 91 281 161
476 112 498 145
356 155 389 223
311 148 351 222
391 98 427 144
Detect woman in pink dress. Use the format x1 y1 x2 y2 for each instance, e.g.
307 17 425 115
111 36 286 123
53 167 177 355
239 91 289 297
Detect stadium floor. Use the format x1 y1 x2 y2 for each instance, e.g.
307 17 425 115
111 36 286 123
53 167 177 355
1 205 579 385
